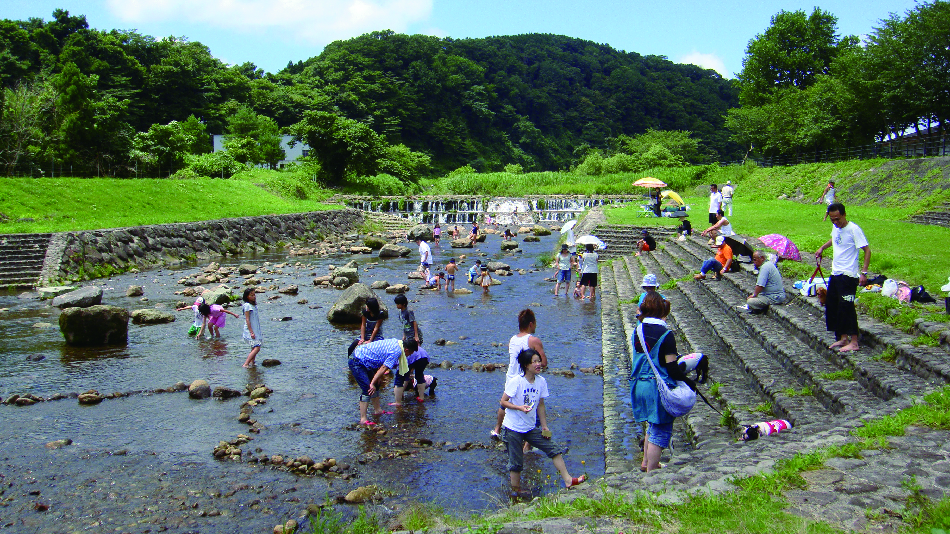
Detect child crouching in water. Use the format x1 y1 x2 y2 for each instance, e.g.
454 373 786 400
500 348 586 497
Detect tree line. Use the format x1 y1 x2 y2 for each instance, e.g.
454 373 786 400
728 1 950 160
0 10 740 184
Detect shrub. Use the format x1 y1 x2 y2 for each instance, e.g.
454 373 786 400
503 163 524 174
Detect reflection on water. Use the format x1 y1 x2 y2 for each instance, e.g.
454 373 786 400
0 232 605 514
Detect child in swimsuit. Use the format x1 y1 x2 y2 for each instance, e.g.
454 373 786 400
476 266 494 293
445 258 458 292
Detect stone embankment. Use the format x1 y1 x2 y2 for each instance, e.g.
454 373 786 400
38 209 364 283
427 225 950 534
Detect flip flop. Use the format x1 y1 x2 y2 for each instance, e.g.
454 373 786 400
566 475 587 488
377 411 394 415
415 397 424 403
387 403 403 407
359 421 377 426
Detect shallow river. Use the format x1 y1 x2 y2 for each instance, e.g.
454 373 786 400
0 232 606 532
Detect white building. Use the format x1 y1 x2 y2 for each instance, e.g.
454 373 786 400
211 134 311 169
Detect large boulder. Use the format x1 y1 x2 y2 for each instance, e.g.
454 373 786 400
333 267 359 287
238 264 258 275
37 286 77 299
59 305 129 346
126 285 144 297
385 284 409 294
326 284 388 324
379 244 412 258
451 238 474 248
51 286 103 309
487 261 511 272
523 236 541 242
202 286 234 305
363 236 386 250
407 225 434 242
131 309 176 325
532 225 552 236
500 242 520 251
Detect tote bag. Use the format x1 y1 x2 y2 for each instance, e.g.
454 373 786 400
636 324 696 417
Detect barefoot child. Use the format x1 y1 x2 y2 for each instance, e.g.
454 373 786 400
177 297 206 336
241 288 261 367
445 258 458 292
467 259 482 284
394 294 423 344
433 223 441 245
476 266 494 293
501 348 586 496
196 302 240 338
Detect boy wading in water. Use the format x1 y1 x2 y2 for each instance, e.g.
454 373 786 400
241 288 261 367
500 348 586 497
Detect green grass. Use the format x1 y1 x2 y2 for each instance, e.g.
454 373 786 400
752 402 775 416
782 386 813 397
872 347 898 362
0 173 339 233
659 274 693 291
818 369 854 380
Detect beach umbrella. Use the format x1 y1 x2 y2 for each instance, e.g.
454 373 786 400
632 177 667 188
575 235 607 250
660 190 684 205
759 234 802 261
724 235 755 259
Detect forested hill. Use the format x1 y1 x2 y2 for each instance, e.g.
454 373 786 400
285 32 741 171
0 10 739 177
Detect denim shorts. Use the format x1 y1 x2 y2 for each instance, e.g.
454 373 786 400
348 358 379 396
503 426 568 472
557 270 571 283
647 422 673 448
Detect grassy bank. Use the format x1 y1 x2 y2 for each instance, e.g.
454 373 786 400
606 195 950 293
0 171 339 234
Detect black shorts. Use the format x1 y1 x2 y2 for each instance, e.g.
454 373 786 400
708 213 718 225
580 273 598 287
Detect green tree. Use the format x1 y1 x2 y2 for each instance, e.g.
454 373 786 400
223 106 284 168
130 115 210 176
0 79 59 175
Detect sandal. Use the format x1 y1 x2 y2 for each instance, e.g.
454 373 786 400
359 421 377 426
566 475 587 488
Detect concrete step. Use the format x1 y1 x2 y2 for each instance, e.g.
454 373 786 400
0 233 52 288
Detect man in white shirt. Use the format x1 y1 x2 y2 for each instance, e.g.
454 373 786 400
415 237 431 272
721 180 734 216
815 203 871 353
708 184 723 226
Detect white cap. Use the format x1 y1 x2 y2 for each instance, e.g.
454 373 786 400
715 236 726 246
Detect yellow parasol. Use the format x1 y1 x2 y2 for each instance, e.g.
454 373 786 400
660 190 684 205
631 177 667 188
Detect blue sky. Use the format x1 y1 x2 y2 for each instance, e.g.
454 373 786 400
7 0 921 77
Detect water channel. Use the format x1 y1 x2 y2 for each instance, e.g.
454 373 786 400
340 196 635 224
0 232 606 532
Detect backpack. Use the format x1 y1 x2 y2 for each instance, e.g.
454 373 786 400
911 285 936 304
636 325 696 417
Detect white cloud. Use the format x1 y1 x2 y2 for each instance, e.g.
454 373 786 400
677 52 729 78
106 0 433 44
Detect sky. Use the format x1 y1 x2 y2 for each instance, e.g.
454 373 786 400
7 0 923 78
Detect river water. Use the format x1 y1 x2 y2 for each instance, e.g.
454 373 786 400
0 232 606 532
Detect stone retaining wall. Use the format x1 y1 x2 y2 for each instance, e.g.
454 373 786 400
44 209 364 282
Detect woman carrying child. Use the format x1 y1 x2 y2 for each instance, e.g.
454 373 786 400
348 297 386 356
630 292 686 472
195 302 240 339
500 348 586 497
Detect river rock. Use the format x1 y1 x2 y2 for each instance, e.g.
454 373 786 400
278 285 299 295
363 236 386 249
407 271 424 280
333 276 350 287
261 359 281 367
189 380 211 399
52 286 103 309
25 354 45 362
487 261 510 272
37 286 76 299
238 264 258 275
59 305 129 346
385 284 409 294
78 390 104 405
518 226 533 234
453 288 473 294
327 284 387 323
522 236 541 242
500 242 519 251
131 309 176 325
532 225 552 236
378 244 412 258
126 285 144 297
250 387 269 400
407 225 434 242
344 485 379 504
45 438 72 449
349 246 373 254
212 387 242 399
201 286 234 305
370 281 390 290
451 238 473 248
333 267 359 286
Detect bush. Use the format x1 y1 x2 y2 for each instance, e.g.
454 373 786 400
503 163 524 174
184 151 246 178
349 174 409 196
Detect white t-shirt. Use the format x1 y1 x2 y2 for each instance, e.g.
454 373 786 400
502 374 549 433
507 333 533 379
831 222 869 277
581 251 599 274
709 192 723 213
418 241 431 264
721 185 734 199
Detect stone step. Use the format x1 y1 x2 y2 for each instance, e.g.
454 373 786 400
669 235 950 381
611 255 745 449
0 233 51 288
652 246 895 423
636 250 835 427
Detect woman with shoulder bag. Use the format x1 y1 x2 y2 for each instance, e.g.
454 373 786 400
630 293 688 472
